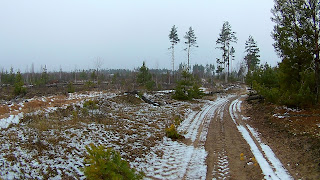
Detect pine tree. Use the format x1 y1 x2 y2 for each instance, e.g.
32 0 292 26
169 25 180 80
83 144 144 180
14 71 26 96
244 35 260 72
184 27 198 71
272 0 320 105
137 62 155 90
216 21 237 83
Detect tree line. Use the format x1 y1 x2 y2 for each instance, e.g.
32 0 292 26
168 22 260 84
247 0 320 108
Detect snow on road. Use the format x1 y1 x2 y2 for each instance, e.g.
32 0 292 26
139 95 235 179
229 98 293 180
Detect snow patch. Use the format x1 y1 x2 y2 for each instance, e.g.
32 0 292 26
247 125 292 179
0 112 23 129
273 114 286 119
136 137 207 180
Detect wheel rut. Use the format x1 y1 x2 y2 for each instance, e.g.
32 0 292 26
142 88 292 179
205 95 264 180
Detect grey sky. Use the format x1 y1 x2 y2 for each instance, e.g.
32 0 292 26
0 0 278 72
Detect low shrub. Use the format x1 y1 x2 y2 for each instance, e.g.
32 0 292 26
165 124 183 140
67 82 75 93
174 116 182 126
13 71 26 96
172 70 204 100
82 144 144 180
83 100 98 110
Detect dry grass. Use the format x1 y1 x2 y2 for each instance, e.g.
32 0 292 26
0 90 203 178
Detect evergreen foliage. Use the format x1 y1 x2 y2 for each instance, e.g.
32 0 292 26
67 82 75 93
38 66 49 85
169 25 180 75
14 71 26 96
247 63 316 107
172 70 203 100
244 35 260 72
82 144 144 180
1 68 16 85
137 62 155 91
216 21 237 83
268 0 320 106
184 27 198 70
246 64 280 103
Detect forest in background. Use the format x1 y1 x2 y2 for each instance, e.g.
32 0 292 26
2 0 320 109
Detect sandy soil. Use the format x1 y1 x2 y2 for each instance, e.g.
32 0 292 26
205 94 264 180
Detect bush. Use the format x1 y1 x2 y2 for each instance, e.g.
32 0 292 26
247 63 319 107
145 80 155 91
85 80 95 89
137 62 155 91
172 83 190 100
174 116 182 126
82 144 144 180
67 82 75 93
13 71 26 96
83 100 98 110
165 124 183 140
172 70 203 100
83 100 99 117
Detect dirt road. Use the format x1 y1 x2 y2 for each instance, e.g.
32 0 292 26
206 93 293 180
142 90 293 179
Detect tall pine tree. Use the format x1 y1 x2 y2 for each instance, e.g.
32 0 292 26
216 21 237 83
184 27 198 71
169 25 180 79
244 35 260 72
272 0 320 105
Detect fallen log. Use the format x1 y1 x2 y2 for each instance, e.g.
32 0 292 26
246 95 264 101
124 90 160 106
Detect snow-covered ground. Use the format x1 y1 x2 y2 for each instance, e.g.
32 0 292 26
135 95 236 179
0 88 294 179
0 90 202 179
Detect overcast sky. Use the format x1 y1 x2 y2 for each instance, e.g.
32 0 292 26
0 0 278 72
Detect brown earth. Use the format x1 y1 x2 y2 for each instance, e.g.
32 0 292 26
244 100 320 179
205 94 264 180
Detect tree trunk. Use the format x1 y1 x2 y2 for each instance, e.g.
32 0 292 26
224 61 227 83
172 45 175 82
311 1 320 102
315 25 320 102
187 45 190 71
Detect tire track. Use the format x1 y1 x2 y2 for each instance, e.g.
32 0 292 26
229 97 293 180
205 95 233 180
142 100 221 179
206 93 265 180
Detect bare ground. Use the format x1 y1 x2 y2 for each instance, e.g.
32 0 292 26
205 94 264 180
244 100 320 179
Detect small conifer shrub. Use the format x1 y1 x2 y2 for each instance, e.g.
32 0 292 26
165 124 183 140
82 144 144 180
